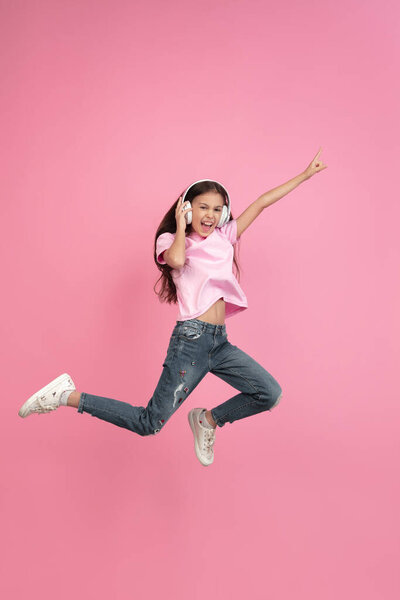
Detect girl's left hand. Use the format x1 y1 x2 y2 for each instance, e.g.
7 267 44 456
304 147 327 180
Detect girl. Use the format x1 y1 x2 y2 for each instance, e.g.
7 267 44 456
18 149 327 466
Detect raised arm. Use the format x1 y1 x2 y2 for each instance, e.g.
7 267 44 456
235 148 327 239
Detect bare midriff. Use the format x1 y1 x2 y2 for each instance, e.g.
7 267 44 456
195 297 225 325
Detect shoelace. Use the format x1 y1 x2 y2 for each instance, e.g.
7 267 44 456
35 397 57 413
203 428 216 454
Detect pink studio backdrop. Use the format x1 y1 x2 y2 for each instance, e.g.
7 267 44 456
1 1 399 599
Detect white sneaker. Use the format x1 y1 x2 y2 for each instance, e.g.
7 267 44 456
188 408 216 466
18 373 76 418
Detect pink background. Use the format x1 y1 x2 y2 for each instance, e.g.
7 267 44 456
1 0 399 598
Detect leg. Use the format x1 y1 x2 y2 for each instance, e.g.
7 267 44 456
77 334 209 436
67 392 81 407
209 341 283 428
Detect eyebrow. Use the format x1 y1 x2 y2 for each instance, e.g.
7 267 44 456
198 203 224 208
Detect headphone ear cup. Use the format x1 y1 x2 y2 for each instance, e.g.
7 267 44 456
217 204 229 227
184 201 192 225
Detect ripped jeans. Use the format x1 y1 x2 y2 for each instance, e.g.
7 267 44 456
77 318 283 436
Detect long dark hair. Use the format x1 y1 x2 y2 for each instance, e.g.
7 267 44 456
153 180 242 305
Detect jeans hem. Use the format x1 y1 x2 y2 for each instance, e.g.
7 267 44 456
210 408 226 428
77 392 87 414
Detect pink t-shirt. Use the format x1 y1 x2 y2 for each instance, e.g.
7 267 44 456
156 219 248 320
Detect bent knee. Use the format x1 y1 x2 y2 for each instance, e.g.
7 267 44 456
134 410 170 436
148 417 170 436
269 390 283 410
139 426 166 436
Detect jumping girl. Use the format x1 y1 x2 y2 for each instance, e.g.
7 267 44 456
18 149 327 466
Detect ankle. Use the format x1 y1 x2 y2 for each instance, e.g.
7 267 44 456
205 410 217 428
67 391 81 408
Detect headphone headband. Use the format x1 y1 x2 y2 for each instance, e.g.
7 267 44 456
182 178 230 205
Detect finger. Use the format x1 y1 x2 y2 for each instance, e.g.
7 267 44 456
313 147 322 161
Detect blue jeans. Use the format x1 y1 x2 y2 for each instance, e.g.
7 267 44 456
77 318 283 436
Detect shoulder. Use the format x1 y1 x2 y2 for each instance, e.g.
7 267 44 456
216 219 237 245
156 231 191 247
156 232 175 264
156 231 190 264
157 231 175 242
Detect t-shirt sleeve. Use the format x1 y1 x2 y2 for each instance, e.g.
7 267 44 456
156 232 175 264
219 218 238 245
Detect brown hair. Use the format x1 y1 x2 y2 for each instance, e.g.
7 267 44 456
153 180 242 305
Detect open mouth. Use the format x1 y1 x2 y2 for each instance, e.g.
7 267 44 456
201 222 213 232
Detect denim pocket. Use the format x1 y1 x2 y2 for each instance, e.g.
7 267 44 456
180 323 203 341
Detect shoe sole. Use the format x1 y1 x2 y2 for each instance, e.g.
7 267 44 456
188 410 213 466
18 373 75 418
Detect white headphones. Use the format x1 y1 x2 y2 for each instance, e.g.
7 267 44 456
181 179 231 228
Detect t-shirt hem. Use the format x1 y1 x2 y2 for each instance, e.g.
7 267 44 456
225 304 248 318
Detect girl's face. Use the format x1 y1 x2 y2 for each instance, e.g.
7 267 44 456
189 192 225 237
